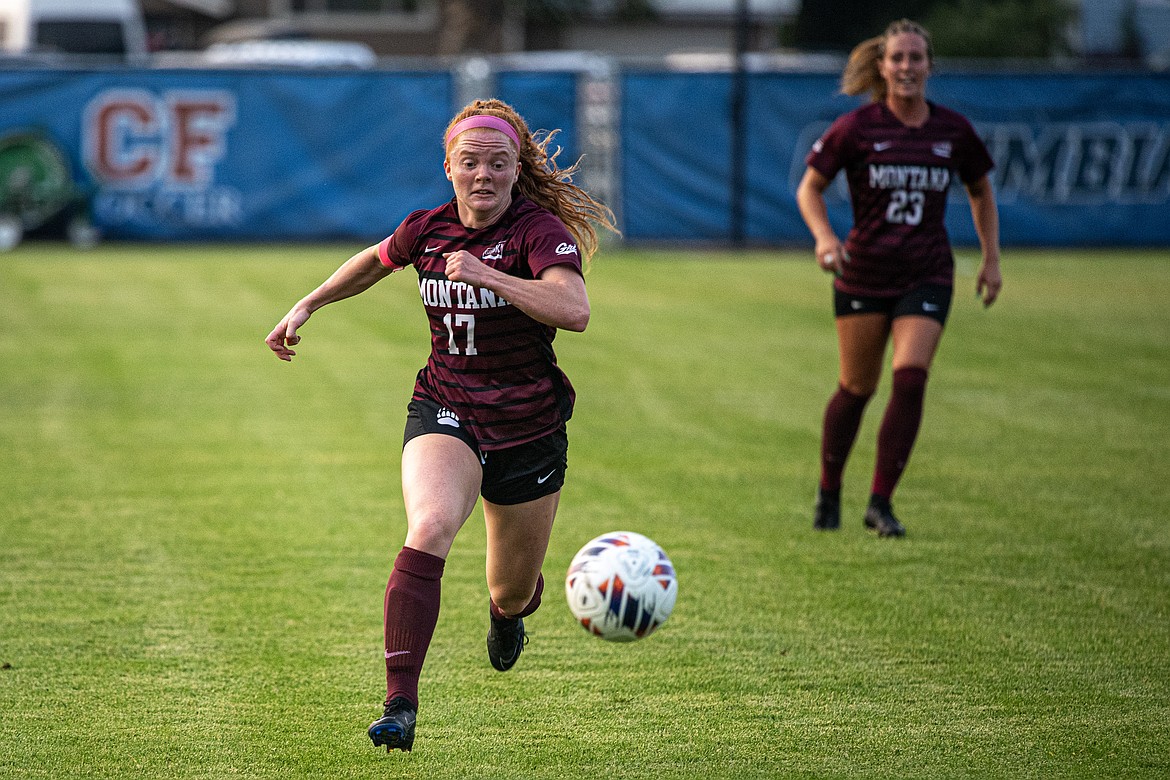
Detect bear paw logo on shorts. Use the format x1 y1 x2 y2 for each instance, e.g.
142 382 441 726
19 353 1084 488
437 408 460 427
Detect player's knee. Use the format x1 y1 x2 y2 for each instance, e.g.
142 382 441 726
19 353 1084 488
403 514 461 558
490 578 541 618
840 379 878 398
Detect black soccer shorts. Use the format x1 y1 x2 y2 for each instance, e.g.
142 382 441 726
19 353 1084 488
403 397 568 506
833 283 953 326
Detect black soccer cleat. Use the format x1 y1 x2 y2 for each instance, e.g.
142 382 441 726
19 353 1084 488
486 613 528 672
864 500 906 538
368 697 417 752
813 488 841 531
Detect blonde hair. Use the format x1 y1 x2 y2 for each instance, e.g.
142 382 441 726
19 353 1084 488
841 19 934 102
444 99 619 262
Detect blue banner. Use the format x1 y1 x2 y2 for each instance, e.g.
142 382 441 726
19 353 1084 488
621 72 736 241
934 72 1170 246
622 69 1170 246
1 66 1167 246
0 68 454 241
496 70 580 165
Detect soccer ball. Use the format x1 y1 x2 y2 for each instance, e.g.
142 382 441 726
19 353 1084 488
564 531 678 642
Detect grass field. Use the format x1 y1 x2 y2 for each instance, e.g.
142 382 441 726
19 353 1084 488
1 243 1168 779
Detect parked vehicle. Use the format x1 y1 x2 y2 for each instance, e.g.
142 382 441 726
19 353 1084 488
0 0 148 63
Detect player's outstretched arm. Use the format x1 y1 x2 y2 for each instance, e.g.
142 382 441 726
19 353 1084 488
265 245 392 361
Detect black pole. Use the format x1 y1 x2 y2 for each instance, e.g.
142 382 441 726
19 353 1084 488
729 0 750 247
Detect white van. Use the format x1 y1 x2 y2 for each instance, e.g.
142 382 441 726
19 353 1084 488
0 0 148 62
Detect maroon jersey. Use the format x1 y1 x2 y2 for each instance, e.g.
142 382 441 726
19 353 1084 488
377 196 582 450
806 101 993 296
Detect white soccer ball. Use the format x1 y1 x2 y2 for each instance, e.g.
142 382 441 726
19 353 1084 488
565 531 678 642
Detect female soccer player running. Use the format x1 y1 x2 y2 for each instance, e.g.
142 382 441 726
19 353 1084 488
796 19 1003 537
265 99 616 750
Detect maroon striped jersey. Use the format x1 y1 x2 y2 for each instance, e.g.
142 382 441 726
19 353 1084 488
377 196 583 450
806 101 994 296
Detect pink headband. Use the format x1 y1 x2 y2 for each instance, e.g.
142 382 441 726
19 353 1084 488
444 115 521 150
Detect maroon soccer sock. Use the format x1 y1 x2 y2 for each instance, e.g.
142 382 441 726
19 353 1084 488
489 573 544 620
871 366 929 500
382 546 445 708
820 385 872 491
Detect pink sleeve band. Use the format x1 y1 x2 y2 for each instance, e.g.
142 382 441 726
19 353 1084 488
444 115 521 150
377 234 404 269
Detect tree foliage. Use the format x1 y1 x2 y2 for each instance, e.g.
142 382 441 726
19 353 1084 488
791 0 1075 58
791 0 933 51
922 0 1075 58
